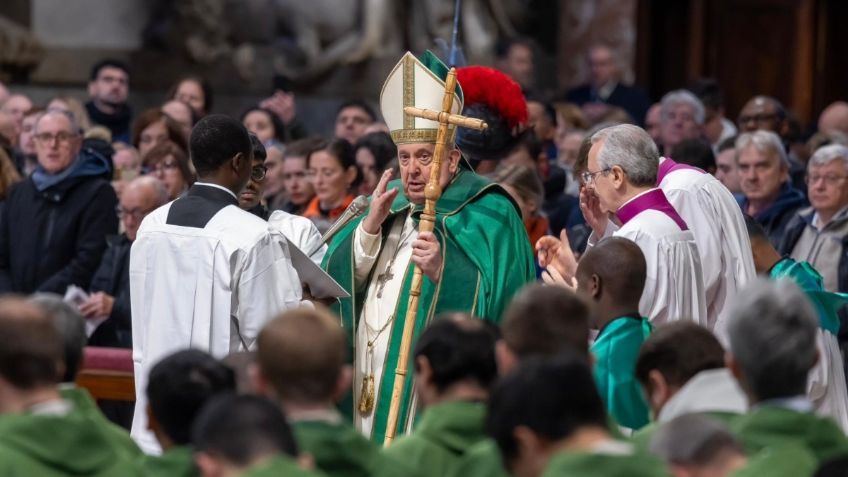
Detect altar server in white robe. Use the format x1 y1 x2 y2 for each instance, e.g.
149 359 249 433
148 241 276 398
580 124 707 325
129 115 303 453
657 90 756 336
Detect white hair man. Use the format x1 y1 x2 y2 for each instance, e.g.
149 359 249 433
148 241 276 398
780 145 848 294
737 130 807 247
577 124 707 324
659 90 705 155
727 278 848 465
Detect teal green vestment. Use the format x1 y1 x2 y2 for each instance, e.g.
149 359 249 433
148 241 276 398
769 258 848 335
591 314 652 430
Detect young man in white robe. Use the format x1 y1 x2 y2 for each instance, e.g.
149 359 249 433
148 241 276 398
574 124 707 324
657 90 756 336
129 115 304 454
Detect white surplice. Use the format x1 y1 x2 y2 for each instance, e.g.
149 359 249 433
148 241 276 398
129 185 303 454
658 158 756 337
268 210 327 265
590 189 708 325
809 329 848 432
657 368 748 422
352 211 417 437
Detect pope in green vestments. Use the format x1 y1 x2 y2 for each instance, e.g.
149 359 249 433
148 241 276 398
591 314 652 430
0 393 144 476
383 400 488 477
323 50 535 444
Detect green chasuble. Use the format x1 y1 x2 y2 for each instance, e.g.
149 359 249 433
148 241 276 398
59 386 143 461
142 446 197 477
729 444 817 477
293 416 418 477
323 169 535 443
732 405 848 464
383 400 488 477
0 398 144 476
539 447 671 477
591 315 652 430
769 258 848 335
240 455 329 477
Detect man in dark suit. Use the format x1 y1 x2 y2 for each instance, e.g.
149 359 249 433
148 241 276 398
565 43 651 127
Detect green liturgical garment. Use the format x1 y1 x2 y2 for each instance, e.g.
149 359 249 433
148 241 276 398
0 398 144 476
732 405 848 464
770 258 848 335
446 438 507 477
142 446 197 477
293 417 418 477
240 455 329 477
323 169 535 444
591 315 653 430
59 386 142 461
383 400 488 477
539 446 671 477
729 444 817 477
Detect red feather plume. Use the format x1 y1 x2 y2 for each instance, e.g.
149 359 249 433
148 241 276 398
456 66 528 129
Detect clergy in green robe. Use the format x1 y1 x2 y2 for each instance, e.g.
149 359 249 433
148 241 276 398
382 317 496 476
0 298 143 476
724 270 848 465
322 50 534 444
573 237 653 430
142 350 236 477
254 307 417 477
60 386 142 461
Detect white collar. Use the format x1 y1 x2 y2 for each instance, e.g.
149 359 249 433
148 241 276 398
658 368 748 422
194 181 239 201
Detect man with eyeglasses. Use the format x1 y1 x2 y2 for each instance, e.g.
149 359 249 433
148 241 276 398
781 145 848 297
0 110 117 294
81 176 168 349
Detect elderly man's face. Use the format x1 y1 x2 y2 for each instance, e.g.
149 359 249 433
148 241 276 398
737 98 782 133
585 141 616 213
660 103 702 151
807 159 848 216
34 113 81 174
398 142 460 205
738 145 786 203
119 184 159 241
588 46 617 87
89 66 129 106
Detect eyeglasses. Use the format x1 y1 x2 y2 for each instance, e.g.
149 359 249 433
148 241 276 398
34 132 77 145
251 165 268 182
805 174 848 186
581 167 611 185
738 113 779 125
116 206 154 221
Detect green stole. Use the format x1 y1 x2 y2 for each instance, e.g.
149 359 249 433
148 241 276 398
591 314 652 430
383 401 487 477
769 258 848 335
323 169 535 443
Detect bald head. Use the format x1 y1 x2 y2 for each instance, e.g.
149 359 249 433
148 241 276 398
576 237 646 314
120 176 168 241
818 101 848 136
257 306 346 404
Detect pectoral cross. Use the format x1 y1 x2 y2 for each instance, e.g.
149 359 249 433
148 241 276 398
375 267 394 298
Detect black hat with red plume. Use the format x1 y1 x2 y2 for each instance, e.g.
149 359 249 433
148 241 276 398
455 66 529 162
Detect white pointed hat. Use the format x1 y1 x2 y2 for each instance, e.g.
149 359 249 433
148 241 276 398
379 51 464 145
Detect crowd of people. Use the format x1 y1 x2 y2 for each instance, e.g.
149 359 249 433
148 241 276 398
0 35 847 476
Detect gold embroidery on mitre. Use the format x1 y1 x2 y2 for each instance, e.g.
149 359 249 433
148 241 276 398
403 56 415 130
390 128 457 145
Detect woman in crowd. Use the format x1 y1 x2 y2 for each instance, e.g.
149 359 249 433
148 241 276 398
132 109 187 160
281 137 321 215
302 138 360 233
168 76 213 117
354 131 397 196
142 140 193 200
241 107 286 144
